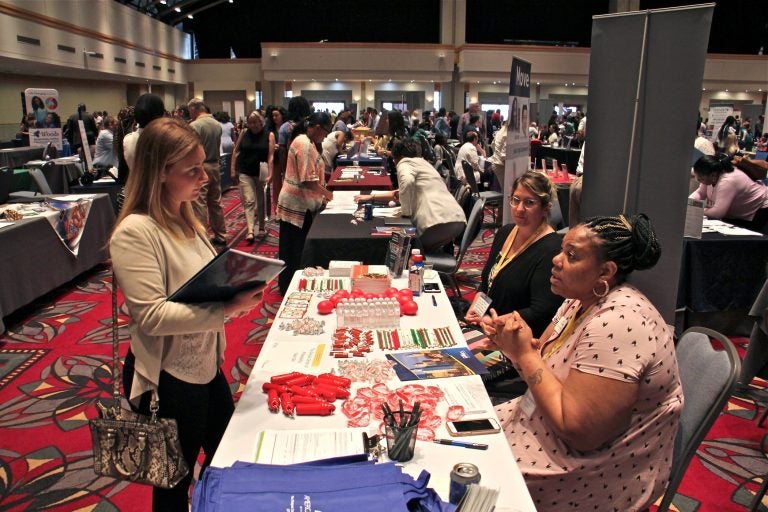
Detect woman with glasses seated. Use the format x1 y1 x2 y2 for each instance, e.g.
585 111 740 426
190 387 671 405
465 171 562 338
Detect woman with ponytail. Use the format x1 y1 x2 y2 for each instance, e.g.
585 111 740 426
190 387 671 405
481 214 682 510
276 111 334 295
691 152 768 231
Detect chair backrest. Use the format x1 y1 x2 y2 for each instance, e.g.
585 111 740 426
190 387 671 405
454 183 471 214
455 197 486 267
27 166 53 195
0 166 11 204
461 160 480 195
657 327 740 511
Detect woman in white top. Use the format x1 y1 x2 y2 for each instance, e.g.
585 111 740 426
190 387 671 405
216 112 235 154
92 115 118 169
110 117 262 511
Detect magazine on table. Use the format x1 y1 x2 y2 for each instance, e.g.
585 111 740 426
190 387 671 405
386 347 489 381
169 248 285 304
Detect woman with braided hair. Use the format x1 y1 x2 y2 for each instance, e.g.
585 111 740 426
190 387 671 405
482 214 682 510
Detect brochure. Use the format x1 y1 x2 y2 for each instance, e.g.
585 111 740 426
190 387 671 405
386 347 489 381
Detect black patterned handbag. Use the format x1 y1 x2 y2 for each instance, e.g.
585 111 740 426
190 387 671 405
89 272 189 489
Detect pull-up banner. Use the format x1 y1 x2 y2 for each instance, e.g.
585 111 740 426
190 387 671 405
24 88 62 149
580 4 714 324
504 57 532 224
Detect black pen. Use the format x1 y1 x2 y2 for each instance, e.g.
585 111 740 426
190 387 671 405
432 295 437 307
433 439 488 450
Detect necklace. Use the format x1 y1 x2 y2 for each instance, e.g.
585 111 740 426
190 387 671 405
487 222 550 291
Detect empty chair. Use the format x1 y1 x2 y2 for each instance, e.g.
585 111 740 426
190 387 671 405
462 160 503 228
656 327 740 512
9 164 53 200
423 197 485 297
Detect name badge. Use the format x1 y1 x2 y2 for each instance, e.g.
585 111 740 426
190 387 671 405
470 292 492 317
519 392 536 417
552 315 568 337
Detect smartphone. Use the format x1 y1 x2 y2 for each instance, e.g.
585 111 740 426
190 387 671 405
445 418 501 437
422 282 440 293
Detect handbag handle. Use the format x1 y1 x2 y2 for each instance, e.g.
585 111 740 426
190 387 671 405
111 270 159 421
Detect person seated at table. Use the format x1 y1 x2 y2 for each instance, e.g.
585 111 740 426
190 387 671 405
484 214 681 511
276 112 334 296
461 113 481 142
92 115 118 170
454 131 486 184
354 139 465 252
546 123 560 145
110 117 263 511
690 153 768 232
465 171 561 338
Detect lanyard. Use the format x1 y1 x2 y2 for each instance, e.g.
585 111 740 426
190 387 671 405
541 303 594 360
487 223 547 291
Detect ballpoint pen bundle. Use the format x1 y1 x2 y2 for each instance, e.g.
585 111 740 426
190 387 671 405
382 400 422 462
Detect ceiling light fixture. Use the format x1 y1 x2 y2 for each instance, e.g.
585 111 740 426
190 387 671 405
174 6 181 12
187 14 193 19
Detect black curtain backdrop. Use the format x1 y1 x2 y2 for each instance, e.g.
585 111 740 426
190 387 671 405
184 0 441 59
184 1 765 59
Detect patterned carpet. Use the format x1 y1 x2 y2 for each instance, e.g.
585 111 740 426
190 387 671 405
1 186 768 511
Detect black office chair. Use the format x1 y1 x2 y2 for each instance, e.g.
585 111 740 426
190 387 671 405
462 160 503 228
423 197 485 297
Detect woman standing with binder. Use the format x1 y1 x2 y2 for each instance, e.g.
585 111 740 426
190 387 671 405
110 117 263 511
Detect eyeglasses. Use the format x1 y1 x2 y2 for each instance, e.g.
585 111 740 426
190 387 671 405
510 196 539 209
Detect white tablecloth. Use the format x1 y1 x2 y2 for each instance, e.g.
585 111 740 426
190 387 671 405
212 271 536 512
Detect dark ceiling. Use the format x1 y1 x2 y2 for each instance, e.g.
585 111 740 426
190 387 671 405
115 0 768 58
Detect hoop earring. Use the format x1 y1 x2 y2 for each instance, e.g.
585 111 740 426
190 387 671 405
592 280 609 298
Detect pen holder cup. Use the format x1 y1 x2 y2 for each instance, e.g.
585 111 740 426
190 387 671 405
385 411 419 462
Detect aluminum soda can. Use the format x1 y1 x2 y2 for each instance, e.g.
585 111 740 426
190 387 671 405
363 203 373 221
449 462 481 505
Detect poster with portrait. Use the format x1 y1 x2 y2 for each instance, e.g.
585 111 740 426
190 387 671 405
503 57 532 224
24 88 62 149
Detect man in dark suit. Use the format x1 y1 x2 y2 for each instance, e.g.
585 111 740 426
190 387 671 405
64 103 98 154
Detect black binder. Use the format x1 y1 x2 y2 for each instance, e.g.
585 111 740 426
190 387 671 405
169 248 285 304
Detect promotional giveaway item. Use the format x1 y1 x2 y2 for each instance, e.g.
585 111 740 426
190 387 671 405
193 458 453 512
89 274 188 488
261 372 352 417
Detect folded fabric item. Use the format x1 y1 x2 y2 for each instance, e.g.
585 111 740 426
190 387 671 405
193 458 455 512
